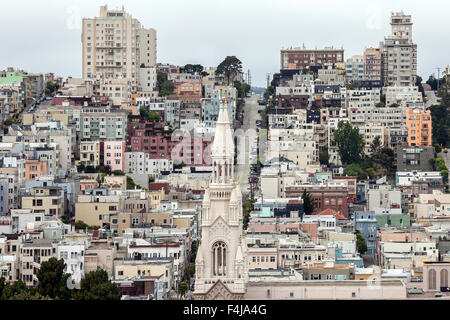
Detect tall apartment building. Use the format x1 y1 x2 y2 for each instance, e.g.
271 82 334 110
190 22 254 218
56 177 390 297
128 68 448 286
280 46 344 70
363 48 382 81
82 5 157 91
345 55 365 83
380 12 417 86
406 108 432 147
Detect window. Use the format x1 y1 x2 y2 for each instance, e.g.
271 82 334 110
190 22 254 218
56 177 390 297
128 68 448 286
212 241 227 276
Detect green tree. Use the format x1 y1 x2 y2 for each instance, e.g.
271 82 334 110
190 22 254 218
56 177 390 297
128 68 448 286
375 101 385 108
178 281 188 299
216 56 243 85
190 240 198 263
1 279 30 300
61 215 70 224
156 72 175 96
344 163 368 181
433 158 449 184
45 81 59 95
355 231 368 254
111 170 125 176
73 270 121 300
243 198 256 230
319 147 329 165
302 189 314 215
0 277 5 298
187 265 195 279
415 75 422 86
365 167 377 180
234 81 251 98
370 136 382 158
373 147 396 177
9 290 51 300
333 121 365 165
183 64 204 74
127 176 136 189
159 80 175 96
37 257 71 299
4 118 21 126
430 104 450 147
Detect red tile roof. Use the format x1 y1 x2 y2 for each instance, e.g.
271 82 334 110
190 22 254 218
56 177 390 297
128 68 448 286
148 183 169 194
315 208 346 220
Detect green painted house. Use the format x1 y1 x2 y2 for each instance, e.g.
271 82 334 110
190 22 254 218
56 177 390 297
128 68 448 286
376 214 410 228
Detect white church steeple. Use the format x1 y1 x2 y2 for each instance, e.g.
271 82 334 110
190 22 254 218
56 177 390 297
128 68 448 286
193 100 248 300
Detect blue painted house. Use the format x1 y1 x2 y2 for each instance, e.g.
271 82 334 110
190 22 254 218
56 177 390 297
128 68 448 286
353 211 378 255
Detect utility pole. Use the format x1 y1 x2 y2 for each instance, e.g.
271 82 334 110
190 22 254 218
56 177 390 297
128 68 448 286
437 68 441 91
266 73 270 88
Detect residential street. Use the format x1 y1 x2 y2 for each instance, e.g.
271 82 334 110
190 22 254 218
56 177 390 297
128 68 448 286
235 94 261 196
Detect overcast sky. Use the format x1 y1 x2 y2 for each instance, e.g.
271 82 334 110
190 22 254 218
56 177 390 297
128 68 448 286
1 0 449 87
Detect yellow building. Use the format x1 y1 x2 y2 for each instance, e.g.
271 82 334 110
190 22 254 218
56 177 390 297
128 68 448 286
78 141 101 167
146 189 166 209
406 108 432 147
22 112 70 126
21 186 64 217
117 212 172 236
75 195 121 227
113 259 174 291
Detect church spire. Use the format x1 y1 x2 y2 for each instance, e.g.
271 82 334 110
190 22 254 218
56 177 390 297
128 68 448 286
210 100 234 184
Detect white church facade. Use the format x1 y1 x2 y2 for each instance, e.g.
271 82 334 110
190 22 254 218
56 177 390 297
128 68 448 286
193 102 248 300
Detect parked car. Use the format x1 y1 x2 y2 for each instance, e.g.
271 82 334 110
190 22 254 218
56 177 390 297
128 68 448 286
408 287 423 294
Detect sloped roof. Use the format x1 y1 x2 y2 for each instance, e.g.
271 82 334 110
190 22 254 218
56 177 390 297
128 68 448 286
316 208 346 220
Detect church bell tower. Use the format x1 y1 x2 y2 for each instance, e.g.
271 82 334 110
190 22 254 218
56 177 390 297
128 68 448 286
193 101 248 300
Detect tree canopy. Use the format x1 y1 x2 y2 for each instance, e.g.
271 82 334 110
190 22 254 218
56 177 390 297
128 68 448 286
234 81 251 98
178 281 188 298
333 121 365 165
37 257 71 299
344 163 368 181
355 231 368 254
430 104 450 147
140 106 162 122
72 269 121 300
302 189 314 215
156 72 175 96
243 198 256 230
319 147 329 165
216 56 243 85
183 64 204 74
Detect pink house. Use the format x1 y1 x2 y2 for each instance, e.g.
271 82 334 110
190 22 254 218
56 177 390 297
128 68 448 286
101 141 126 171
80 179 99 194
24 160 47 182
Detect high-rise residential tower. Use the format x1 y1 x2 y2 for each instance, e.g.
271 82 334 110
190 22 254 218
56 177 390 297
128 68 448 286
380 11 417 87
82 5 157 92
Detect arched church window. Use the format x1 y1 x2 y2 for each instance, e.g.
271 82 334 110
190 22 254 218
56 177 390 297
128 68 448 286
212 241 227 276
441 269 448 288
429 268 436 290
